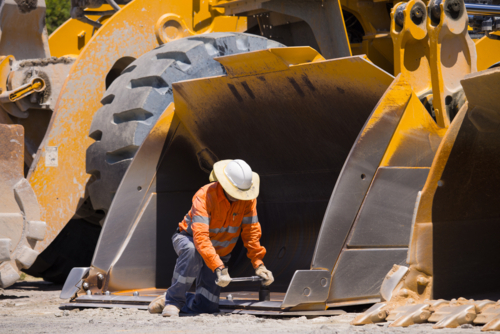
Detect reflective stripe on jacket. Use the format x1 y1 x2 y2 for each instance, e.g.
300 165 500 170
179 182 266 272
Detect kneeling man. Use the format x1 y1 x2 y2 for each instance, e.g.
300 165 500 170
149 159 274 316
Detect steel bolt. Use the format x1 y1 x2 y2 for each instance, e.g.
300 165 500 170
413 8 423 18
227 294 233 301
82 282 89 290
105 291 110 296
97 274 104 281
133 291 139 296
447 0 460 13
395 4 406 27
86 290 92 296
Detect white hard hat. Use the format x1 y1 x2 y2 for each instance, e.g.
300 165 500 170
224 159 253 190
209 159 260 200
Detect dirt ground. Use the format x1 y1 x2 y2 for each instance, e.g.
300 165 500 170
0 279 484 334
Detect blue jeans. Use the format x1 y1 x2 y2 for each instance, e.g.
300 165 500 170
165 232 229 314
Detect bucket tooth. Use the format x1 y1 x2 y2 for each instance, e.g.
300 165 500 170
429 304 477 329
475 302 500 325
351 303 388 325
482 314 500 332
387 304 431 327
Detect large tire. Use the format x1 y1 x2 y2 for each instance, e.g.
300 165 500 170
86 33 281 213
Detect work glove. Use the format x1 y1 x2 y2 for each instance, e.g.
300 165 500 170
255 264 274 286
215 267 231 287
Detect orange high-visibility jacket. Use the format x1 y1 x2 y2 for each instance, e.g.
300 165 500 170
179 182 266 272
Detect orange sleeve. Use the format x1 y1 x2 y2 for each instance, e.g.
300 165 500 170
191 189 224 272
240 199 266 269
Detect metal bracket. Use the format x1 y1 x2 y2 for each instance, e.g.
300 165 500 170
281 270 330 308
60 267 90 299
0 77 45 104
380 265 408 301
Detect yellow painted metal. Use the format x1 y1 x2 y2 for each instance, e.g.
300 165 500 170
5 78 45 102
475 32 500 71
154 13 194 44
361 33 394 74
340 0 393 73
391 1 431 96
360 74 412 137
48 5 116 58
0 56 15 125
427 0 476 128
380 90 446 167
0 55 14 94
173 48 393 149
174 49 392 117
28 0 245 252
215 47 325 78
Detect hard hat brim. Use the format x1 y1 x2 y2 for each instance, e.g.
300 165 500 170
211 160 260 201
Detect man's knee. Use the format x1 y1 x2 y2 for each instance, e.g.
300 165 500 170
179 243 197 259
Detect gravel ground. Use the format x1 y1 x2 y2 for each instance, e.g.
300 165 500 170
0 280 484 334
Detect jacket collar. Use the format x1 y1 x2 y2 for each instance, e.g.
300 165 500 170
216 182 230 205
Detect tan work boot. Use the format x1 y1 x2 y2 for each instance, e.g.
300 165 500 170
162 304 180 317
148 294 165 314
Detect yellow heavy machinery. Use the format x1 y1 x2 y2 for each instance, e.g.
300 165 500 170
0 0 245 285
2 0 500 328
2 0 396 287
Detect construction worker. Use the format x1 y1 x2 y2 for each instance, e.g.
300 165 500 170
148 159 274 317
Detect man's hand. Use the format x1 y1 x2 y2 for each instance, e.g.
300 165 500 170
255 264 274 286
215 267 231 287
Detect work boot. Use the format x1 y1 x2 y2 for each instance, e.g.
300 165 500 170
162 304 180 317
148 294 165 314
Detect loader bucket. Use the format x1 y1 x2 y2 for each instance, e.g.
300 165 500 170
71 48 446 310
432 67 500 301
349 67 500 330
